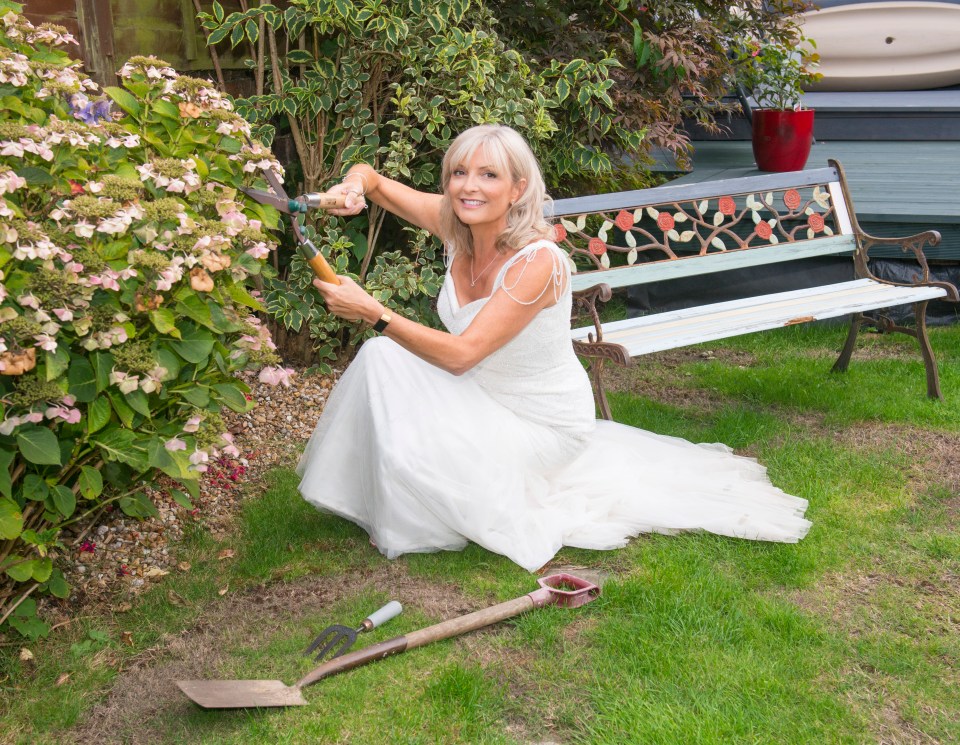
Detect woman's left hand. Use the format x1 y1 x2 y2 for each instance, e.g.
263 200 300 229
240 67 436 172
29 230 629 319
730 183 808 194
312 275 383 324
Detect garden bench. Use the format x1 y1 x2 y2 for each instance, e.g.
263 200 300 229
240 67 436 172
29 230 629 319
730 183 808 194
548 159 959 419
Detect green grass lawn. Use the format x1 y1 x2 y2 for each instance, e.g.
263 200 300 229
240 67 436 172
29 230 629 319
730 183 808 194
3 324 959 744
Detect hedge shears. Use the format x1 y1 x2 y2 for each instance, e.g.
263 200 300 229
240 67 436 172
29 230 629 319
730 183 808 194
239 164 344 285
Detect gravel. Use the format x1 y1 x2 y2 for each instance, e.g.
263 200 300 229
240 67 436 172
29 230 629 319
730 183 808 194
46 367 337 619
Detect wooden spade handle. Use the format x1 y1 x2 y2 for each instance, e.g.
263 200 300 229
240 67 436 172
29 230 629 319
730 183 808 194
296 591 552 690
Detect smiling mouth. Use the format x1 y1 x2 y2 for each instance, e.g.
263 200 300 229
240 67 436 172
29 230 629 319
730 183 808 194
460 199 485 207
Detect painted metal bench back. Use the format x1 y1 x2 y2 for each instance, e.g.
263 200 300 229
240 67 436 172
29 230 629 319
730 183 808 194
545 165 857 292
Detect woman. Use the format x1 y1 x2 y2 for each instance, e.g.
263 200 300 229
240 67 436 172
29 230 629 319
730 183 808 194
298 125 810 572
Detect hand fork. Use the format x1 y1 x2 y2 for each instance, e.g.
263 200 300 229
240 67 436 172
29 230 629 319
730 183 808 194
304 601 403 662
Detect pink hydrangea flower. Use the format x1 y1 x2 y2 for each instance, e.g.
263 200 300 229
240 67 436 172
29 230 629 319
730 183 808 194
259 366 295 387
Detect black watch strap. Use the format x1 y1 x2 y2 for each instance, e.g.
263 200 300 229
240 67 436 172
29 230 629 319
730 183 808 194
372 312 392 333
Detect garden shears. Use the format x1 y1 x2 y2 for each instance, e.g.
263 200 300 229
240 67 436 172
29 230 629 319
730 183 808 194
239 158 342 285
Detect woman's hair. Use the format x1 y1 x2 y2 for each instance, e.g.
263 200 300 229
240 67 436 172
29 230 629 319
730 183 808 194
438 124 553 258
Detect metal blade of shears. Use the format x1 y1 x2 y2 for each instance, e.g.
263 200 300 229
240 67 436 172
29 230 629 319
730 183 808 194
239 186 307 215
240 137 340 285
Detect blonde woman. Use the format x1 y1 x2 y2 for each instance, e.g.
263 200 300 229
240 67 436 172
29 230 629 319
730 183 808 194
299 125 809 571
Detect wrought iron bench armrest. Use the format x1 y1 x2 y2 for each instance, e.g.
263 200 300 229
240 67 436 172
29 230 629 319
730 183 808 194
856 229 959 301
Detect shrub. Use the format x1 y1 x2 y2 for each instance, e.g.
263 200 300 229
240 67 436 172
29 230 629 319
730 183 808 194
0 1 289 638
488 0 811 166
198 0 643 369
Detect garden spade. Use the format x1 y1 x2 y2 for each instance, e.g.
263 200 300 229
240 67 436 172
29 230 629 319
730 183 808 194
176 573 600 709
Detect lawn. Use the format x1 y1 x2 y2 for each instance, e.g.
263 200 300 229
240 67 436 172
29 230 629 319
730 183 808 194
2 323 958 744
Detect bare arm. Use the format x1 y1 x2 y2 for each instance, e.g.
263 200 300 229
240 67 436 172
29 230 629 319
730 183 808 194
314 247 564 375
326 164 444 237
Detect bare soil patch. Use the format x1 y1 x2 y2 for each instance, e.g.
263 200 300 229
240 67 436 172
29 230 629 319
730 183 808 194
603 347 758 413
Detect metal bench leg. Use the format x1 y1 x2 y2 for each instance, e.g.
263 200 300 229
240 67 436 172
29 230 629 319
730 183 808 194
588 358 613 421
832 312 864 373
912 300 943 400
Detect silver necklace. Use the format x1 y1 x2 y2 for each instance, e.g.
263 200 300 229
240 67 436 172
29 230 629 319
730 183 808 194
469 252 500 287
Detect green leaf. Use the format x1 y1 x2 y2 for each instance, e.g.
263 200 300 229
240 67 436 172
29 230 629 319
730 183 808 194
91 352 114 392
50 485 76 518
181 386 210 407
108 391 135 428
44 345 70 381
147 439 191 480
287 49 313 64
31 556 53 583
125 389 151 418
93 429 148 471
8 599 50 639
170 489 193 509
175 294 217 331
207 25 231 45
245 18 258 44
16 427 62 466
78 466 104 500
104 86 141 117
22 474 49 502
212 383 249 412
44 568 70 599
149 308 182 338
0 497 23 540
87 397 112 435
152 99 180 121
230 22 244 48
119 492 159 519
180 477 200 500
5 556 34 582
155 348 181 381
169 326 215 364
14 166 53 186
0 449 12 498
213 0 224 22
225 283 265 311
67 357 97 403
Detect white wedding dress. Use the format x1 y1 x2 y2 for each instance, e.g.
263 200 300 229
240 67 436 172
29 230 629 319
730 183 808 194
297 240 810 571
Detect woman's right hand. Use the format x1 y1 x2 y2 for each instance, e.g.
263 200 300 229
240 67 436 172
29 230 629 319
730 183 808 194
323 173 368 217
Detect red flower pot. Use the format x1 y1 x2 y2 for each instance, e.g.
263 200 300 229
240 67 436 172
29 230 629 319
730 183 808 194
751 108 815 172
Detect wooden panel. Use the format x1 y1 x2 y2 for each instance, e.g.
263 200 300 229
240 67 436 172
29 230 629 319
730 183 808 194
22 0 81 51
677 142 960 224
570 234 858 292
572 279 949 355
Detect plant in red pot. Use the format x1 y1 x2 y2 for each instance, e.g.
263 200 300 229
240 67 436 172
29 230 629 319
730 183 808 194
736 36 822 172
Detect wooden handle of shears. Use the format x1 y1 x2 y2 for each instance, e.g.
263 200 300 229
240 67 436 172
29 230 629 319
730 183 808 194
299 238 340 285
306 252 340 285
302 192 348 210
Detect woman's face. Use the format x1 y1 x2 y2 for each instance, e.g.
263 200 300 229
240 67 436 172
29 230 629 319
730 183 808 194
447 145 525 234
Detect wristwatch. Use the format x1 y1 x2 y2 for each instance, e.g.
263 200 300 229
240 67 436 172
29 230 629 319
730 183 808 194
372 311 393 333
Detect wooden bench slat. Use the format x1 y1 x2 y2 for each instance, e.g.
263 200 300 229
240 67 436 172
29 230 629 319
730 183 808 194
550 166 840 217
572 279 948 356
569 234 858 291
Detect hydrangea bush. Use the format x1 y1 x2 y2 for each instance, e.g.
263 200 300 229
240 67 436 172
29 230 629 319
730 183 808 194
0 1 291 638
